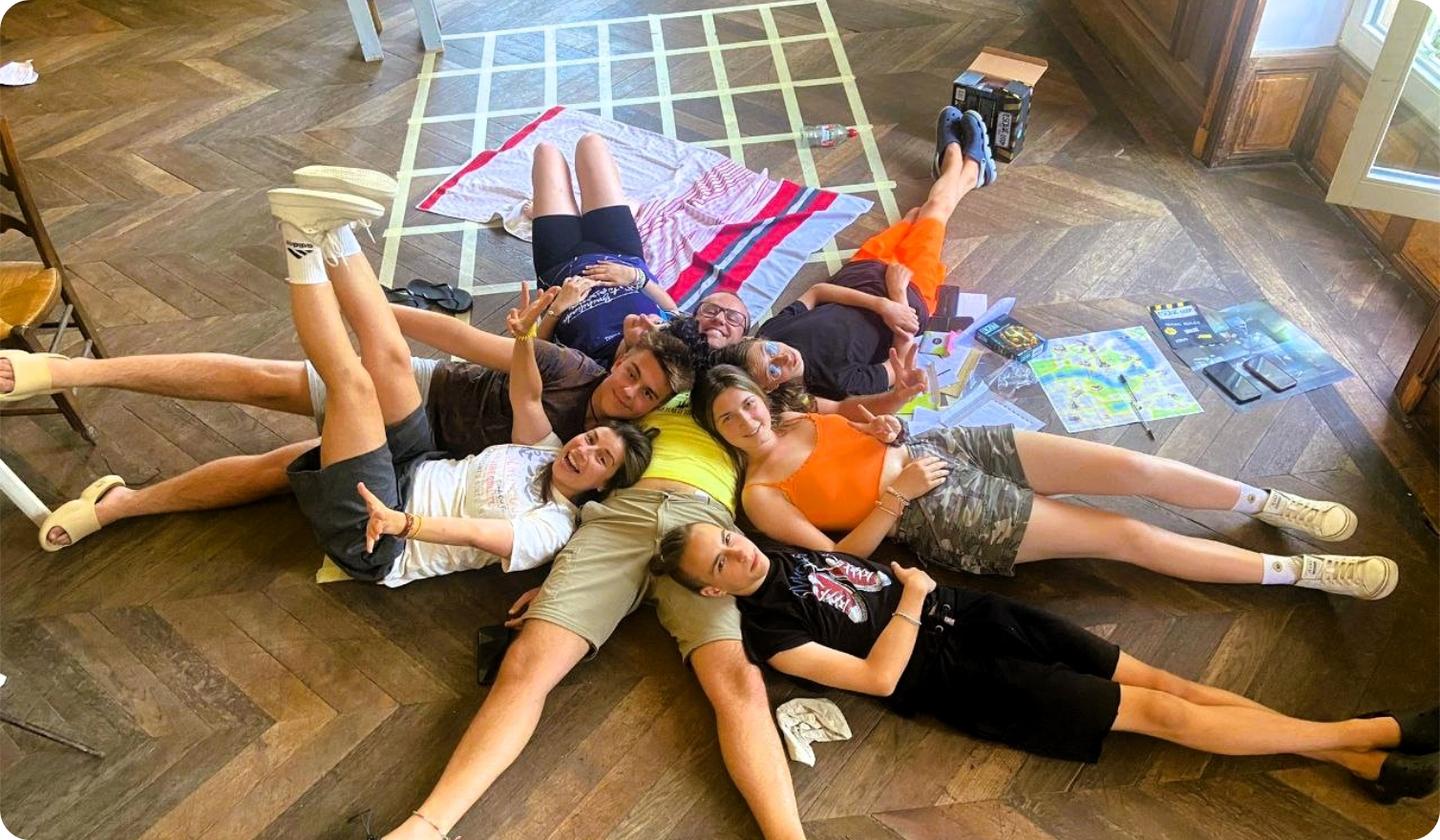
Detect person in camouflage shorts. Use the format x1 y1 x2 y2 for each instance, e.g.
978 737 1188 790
686 364 1400 601
895 424 1031 575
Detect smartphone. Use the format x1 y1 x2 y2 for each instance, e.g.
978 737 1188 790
476 624 513 686
1205 361 1263 404
1243 355 1297 392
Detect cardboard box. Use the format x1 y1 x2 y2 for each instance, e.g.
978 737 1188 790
952 47 1048 162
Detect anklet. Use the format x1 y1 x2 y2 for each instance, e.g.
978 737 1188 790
411 811 459 839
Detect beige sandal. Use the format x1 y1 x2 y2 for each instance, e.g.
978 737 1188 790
39 475 125 552
0 349 67 403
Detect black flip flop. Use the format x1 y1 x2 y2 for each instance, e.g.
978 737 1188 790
408 278 473 313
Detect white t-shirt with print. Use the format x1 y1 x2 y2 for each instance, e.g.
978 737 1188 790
383 432 576 587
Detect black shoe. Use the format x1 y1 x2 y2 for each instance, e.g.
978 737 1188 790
1361 706 1439 754
1362 752 1439 804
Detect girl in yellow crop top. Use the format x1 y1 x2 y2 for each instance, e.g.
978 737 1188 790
687 364 1396 600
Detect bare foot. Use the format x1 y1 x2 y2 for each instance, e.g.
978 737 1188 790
0 358 13 395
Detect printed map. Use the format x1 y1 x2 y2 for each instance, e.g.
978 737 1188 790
1029 327 1202 433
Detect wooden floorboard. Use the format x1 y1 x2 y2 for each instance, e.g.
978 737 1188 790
2 0 1437 837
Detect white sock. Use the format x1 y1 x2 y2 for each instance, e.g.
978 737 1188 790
1231 483 1269 515
282 237 328 285
334 224 361 257
1261 554 1299 585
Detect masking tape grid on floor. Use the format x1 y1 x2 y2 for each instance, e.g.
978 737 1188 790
385 0 893 299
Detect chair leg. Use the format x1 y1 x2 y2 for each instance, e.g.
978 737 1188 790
50 390 97 444
61 285 112 358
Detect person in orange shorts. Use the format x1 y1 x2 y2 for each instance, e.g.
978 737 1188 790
739 106 995 404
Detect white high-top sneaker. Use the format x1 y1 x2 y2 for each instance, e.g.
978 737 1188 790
267 188 384 262
1253 489 1358 541
292 165 398 205
1292 554 1398 600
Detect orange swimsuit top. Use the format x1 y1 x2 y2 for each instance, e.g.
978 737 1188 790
752 413 888 531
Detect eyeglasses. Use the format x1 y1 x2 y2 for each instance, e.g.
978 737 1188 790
696 301 748 328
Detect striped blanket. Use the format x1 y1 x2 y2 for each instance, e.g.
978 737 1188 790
418 107 871 316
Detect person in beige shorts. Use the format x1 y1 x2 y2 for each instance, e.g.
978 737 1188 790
383 396 806 840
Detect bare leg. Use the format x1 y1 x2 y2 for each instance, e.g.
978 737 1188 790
916 143 979 225
573 133 627 212
0 354 313 415
691 640 806 840
1014 430 1245 510
43 439 313 546
1114 683 1399 763
289 280 385 467
384 619 588 840
531 141 580 217
1111 653 1390 777
1014 495 1265 583
324 251 422 425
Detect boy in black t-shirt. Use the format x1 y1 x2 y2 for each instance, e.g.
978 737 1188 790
651 523 1439 804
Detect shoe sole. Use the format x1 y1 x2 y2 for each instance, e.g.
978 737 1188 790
268 188 385 221
963 109 997 186
293 166 398 205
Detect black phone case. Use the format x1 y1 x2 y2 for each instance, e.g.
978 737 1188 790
1204 362 1262 404
1243 357 1296 392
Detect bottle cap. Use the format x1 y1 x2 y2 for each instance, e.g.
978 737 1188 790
847 127 859 137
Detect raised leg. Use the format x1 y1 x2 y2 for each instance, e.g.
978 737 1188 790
531 141 580 218
324 251 421 425
385 619 589 840
1014 495 1265 583
573 133 627 213
0 353 313 415
690 640 806 840
289 280 385 467
42 440 312 547
1014 430 1246 510
915 143 979 225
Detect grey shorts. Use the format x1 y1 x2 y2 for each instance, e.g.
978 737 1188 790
286 406 440 582
306 356 440 429
896 425 1034 576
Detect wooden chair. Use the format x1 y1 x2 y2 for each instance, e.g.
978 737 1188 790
0 116 106 442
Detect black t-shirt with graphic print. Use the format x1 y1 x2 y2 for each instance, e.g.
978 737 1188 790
736 541 902 666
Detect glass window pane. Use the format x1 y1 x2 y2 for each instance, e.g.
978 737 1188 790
1374 8 1440 183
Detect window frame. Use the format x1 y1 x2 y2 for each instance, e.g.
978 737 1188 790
1328 0 1440 222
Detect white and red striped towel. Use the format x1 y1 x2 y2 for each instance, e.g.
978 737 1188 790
418 107 871 316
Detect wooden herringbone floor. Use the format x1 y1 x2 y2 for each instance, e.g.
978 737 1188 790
1 0 1437 838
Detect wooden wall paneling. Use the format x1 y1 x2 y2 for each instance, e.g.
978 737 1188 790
1395 303 1440 413
1399 220 1440 295
1068 0 1253 150
1189 0 1266 162
1213 48 1337 164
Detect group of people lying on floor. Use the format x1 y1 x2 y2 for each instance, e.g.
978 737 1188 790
1 108 1433 839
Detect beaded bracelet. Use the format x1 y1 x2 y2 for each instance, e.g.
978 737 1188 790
892 610 922 628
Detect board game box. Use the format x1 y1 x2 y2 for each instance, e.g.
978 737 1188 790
976 315 1047 362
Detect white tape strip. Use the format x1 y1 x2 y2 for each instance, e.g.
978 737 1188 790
381 50 439 289
444 0 819 40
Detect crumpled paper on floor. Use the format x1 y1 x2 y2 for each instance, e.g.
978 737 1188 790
0 60 37 86
774 697 852 766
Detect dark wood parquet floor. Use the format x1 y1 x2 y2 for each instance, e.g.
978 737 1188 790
1 0 1437 838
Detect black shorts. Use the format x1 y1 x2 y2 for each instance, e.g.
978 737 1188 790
532 205 644 284
832 258 930 323
286 406 441 582
891 590 1121 763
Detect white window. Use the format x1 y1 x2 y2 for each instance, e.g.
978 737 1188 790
1330 0 1440 221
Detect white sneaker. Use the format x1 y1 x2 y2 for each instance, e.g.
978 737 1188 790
1293 554 1398 600
1253 489 1357 542
292 165 398 205
267 188 384 262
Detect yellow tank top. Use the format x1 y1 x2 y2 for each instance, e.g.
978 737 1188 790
640 395 739 512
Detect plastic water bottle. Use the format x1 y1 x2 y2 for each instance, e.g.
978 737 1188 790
802 124 858 148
